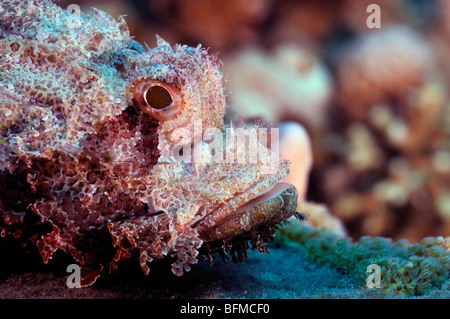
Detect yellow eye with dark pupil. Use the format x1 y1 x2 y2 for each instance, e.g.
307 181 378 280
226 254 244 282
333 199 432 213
145 85 173 110
133 80 183 121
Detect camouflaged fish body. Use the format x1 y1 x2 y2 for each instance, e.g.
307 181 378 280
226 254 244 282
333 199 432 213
0 0 297 285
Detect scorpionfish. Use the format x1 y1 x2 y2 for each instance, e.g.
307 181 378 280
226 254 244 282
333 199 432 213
0 0 298 286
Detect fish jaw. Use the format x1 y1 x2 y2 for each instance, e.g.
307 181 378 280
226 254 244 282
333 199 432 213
197 182 298 243
168 126 299 257
189 159 299 251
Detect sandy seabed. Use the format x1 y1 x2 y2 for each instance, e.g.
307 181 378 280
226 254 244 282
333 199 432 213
1 243 449 299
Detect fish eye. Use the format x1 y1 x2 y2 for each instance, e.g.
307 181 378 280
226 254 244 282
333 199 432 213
145 85 172 109
133 80 183 121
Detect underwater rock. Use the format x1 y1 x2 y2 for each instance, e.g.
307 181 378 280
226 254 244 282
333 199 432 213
297 202 347 238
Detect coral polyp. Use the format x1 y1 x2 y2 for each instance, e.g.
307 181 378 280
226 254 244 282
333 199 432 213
278 220 450 297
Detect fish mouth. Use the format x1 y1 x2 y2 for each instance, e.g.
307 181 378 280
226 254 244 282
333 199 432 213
197 182 298 243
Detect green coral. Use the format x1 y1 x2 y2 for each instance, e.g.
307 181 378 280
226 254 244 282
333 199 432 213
276 222 450 297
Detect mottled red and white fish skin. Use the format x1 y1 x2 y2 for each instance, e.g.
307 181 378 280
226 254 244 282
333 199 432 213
0 0 298 286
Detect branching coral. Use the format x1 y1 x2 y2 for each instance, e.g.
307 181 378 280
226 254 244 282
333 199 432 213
312 24 450 242
277 220 450 297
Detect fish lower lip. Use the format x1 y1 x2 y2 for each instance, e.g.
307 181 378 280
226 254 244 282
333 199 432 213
198 182 298 242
